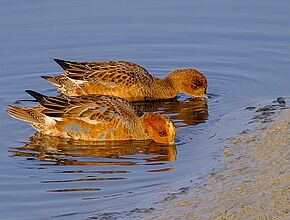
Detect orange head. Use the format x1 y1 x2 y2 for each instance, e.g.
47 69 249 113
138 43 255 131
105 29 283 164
142 113 176 145
166 68 207 97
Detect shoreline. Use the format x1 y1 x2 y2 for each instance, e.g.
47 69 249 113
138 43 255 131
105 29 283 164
146 104 290 219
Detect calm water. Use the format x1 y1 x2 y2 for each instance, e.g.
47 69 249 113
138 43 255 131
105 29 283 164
1 0 290 219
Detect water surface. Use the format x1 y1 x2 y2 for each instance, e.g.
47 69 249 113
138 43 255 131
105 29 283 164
1 0 290 219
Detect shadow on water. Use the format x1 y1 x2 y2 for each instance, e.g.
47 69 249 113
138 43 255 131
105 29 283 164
132 96 209 127
10 134 177 194
11 133 177 166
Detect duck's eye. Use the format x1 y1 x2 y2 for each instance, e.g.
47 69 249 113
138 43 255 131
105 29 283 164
159 131 165 137
195 79 204 87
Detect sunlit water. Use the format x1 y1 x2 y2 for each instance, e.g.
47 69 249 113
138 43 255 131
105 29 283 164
1 1 290 219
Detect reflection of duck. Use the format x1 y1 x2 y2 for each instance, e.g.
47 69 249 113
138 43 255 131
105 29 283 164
42 59 207 101
132 97 209 127
7 90 176 144
11 133 177 165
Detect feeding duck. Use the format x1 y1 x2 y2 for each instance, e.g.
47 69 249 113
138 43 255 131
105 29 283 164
42 59 207 101
7 90 176 144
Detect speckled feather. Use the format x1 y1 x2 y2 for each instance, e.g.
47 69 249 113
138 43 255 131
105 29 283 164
57 59 155 86
36 94 138 123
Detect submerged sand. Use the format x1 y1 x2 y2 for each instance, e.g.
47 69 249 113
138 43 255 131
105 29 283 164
147 107 290 219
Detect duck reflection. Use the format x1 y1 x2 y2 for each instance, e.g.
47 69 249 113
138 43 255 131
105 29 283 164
11 133 177 166
132 96 209 127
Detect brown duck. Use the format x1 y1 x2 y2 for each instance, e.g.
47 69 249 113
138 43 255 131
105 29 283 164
42 59 207 101
7 90 176 144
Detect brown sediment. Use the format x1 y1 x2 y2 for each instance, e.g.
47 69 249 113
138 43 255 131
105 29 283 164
147 108 290 219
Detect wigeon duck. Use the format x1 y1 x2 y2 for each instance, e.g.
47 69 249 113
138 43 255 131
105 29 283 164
7 90 176 144
42 59 207 101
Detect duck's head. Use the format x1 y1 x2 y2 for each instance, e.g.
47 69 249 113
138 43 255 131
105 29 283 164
142 113 176 145
167 69 207 98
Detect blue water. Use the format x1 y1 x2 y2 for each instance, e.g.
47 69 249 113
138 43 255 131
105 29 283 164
1 0 290 219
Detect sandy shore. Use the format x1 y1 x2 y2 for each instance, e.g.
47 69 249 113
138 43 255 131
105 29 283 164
146 106 290 219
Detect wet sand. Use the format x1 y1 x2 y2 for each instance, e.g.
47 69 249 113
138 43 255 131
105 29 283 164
147 106 290 219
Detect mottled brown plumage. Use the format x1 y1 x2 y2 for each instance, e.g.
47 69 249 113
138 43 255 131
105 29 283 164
42 59 207 101
7 91 176 144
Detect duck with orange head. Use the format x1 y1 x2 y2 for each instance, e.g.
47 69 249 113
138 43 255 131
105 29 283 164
7 90 176 144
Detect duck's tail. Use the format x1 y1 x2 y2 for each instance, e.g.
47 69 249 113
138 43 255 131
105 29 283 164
53 58 71 70
6 105 46 124
25 90 46 102
41 74 79 96
41 75 62 86
6 105 57 133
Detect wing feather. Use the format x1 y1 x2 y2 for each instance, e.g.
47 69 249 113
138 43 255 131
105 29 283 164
30 93 138 126
54 59 155 87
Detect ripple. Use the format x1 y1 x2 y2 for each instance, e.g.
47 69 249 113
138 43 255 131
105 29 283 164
42 177 126 183
48 188 100 193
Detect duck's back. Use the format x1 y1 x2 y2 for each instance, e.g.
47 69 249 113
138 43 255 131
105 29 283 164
52 95 144 140
55 60 154 84
53 59 157 100
39 94 140 128
8 91 147 141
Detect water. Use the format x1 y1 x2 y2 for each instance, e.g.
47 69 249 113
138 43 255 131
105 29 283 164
1 0 290 219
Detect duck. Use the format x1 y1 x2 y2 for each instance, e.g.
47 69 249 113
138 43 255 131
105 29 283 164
42 59 207 102
7 90 176 144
